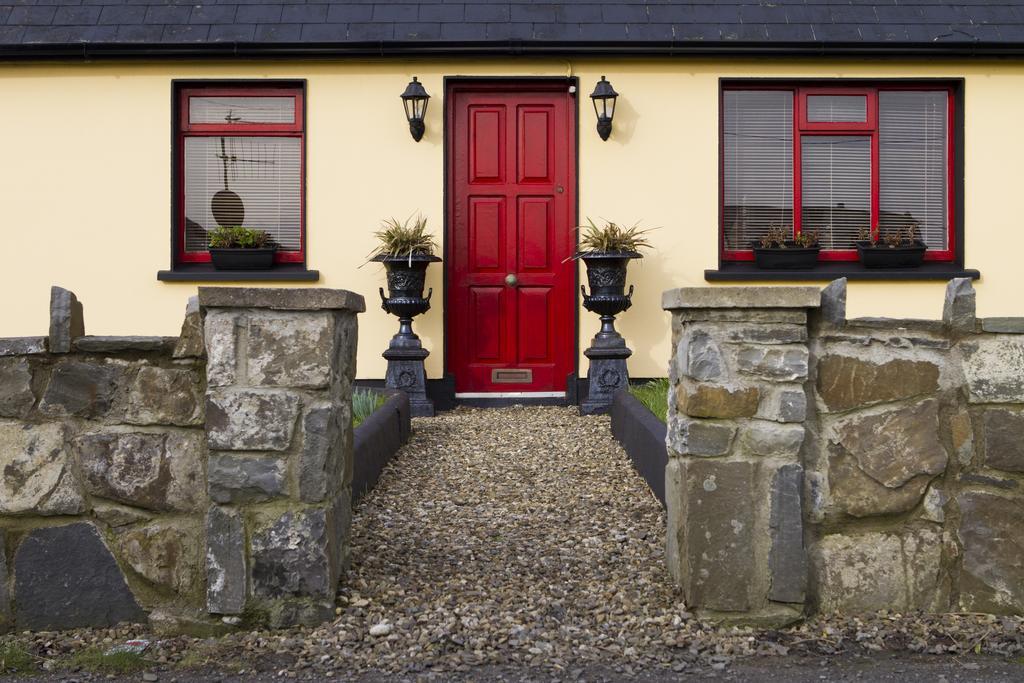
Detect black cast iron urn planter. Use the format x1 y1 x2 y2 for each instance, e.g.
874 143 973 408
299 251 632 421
579 250 641 415
375 253 441 417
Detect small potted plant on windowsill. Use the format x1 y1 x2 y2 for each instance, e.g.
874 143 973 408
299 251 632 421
208 226 277 270
750 226 821 270
856 225 927 269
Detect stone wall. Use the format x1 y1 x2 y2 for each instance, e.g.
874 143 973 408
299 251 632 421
663 279 1024 623
0 286 364 634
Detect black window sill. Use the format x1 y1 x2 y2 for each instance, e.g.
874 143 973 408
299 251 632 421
705 262 980 282
157 264 320 282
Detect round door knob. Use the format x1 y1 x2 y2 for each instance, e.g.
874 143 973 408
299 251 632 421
505 273 518 287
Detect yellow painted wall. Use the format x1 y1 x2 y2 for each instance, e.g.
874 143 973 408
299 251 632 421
0 58 1020 380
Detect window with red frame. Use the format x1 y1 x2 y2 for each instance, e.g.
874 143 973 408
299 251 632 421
177 85 304 264
722 85 953 262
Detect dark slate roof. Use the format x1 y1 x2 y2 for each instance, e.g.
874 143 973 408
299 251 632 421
3 1 1024 58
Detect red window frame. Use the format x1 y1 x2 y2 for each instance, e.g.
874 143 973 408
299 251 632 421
721 84 955 263
176 86 305 265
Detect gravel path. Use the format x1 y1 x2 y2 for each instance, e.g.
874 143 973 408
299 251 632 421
330 406 676 676
4 406 1024 681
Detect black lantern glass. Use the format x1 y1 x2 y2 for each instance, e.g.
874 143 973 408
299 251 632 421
589 76 618 141
401 77 430 142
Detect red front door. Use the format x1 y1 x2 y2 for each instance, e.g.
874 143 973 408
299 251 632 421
447 81 576 395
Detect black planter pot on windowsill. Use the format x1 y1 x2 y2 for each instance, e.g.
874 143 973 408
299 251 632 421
750 242 821 270
209 246 277 271
856 240 927 269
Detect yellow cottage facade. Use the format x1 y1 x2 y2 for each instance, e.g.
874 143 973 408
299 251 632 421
0 2 1017 405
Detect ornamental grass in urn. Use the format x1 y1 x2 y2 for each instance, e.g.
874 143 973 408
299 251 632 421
368 215 441 301
571 219 653 302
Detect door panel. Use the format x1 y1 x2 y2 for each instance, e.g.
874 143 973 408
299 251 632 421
448 83 576 394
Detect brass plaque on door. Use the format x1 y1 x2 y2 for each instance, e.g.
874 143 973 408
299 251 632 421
492 369 532 384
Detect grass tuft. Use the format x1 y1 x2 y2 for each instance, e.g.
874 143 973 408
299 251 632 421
0 643 36 674
353 388 387 429
629 378 670 424
65 648 148 675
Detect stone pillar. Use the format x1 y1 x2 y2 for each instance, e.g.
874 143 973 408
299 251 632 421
199 287 364 627
661 286 820 626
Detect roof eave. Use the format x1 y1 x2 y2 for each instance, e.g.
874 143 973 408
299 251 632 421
2 40 1024 61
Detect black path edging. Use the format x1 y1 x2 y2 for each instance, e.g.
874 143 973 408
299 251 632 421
610 390 668 507
353 391 411 504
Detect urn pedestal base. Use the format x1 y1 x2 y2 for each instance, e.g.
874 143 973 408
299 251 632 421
580 319 633 416
383 337 434 418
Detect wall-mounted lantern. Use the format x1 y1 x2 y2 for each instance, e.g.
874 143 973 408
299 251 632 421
401 77 430 142
589 76 618 141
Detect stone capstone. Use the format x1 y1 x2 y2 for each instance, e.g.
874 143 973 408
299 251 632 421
736 346 808 382
957 491 1024 613
247 312 334 389
206 390 301 452
251 509 334 600
199 287 365 313
665 460 755 611
73 337 175 353
0 422 85 515
981 318 1024 334
741 422 805 458
173 296 204 359
662 286 821 311
981 408 1024 473
206 506 246 615
0 337 47 356
943 277 976 334
668 418 736 457
39 361 121 418
768 464 806 604
679 331 723 382
961 337 1024 403
811 528 942 613
125 366 202 426
13 523 145 630
679 384 759 419
116 521 200 597
816 354 940 412
299 405 342 503
48 286 84 354
207 454 286 504
76 430 204 512
0 357 35 418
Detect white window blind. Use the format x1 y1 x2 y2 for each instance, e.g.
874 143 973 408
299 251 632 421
807 95 867 122
189 96 295 125
879 91 948 250
723 90 793 250
183 136 301 252
801 136 871 249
